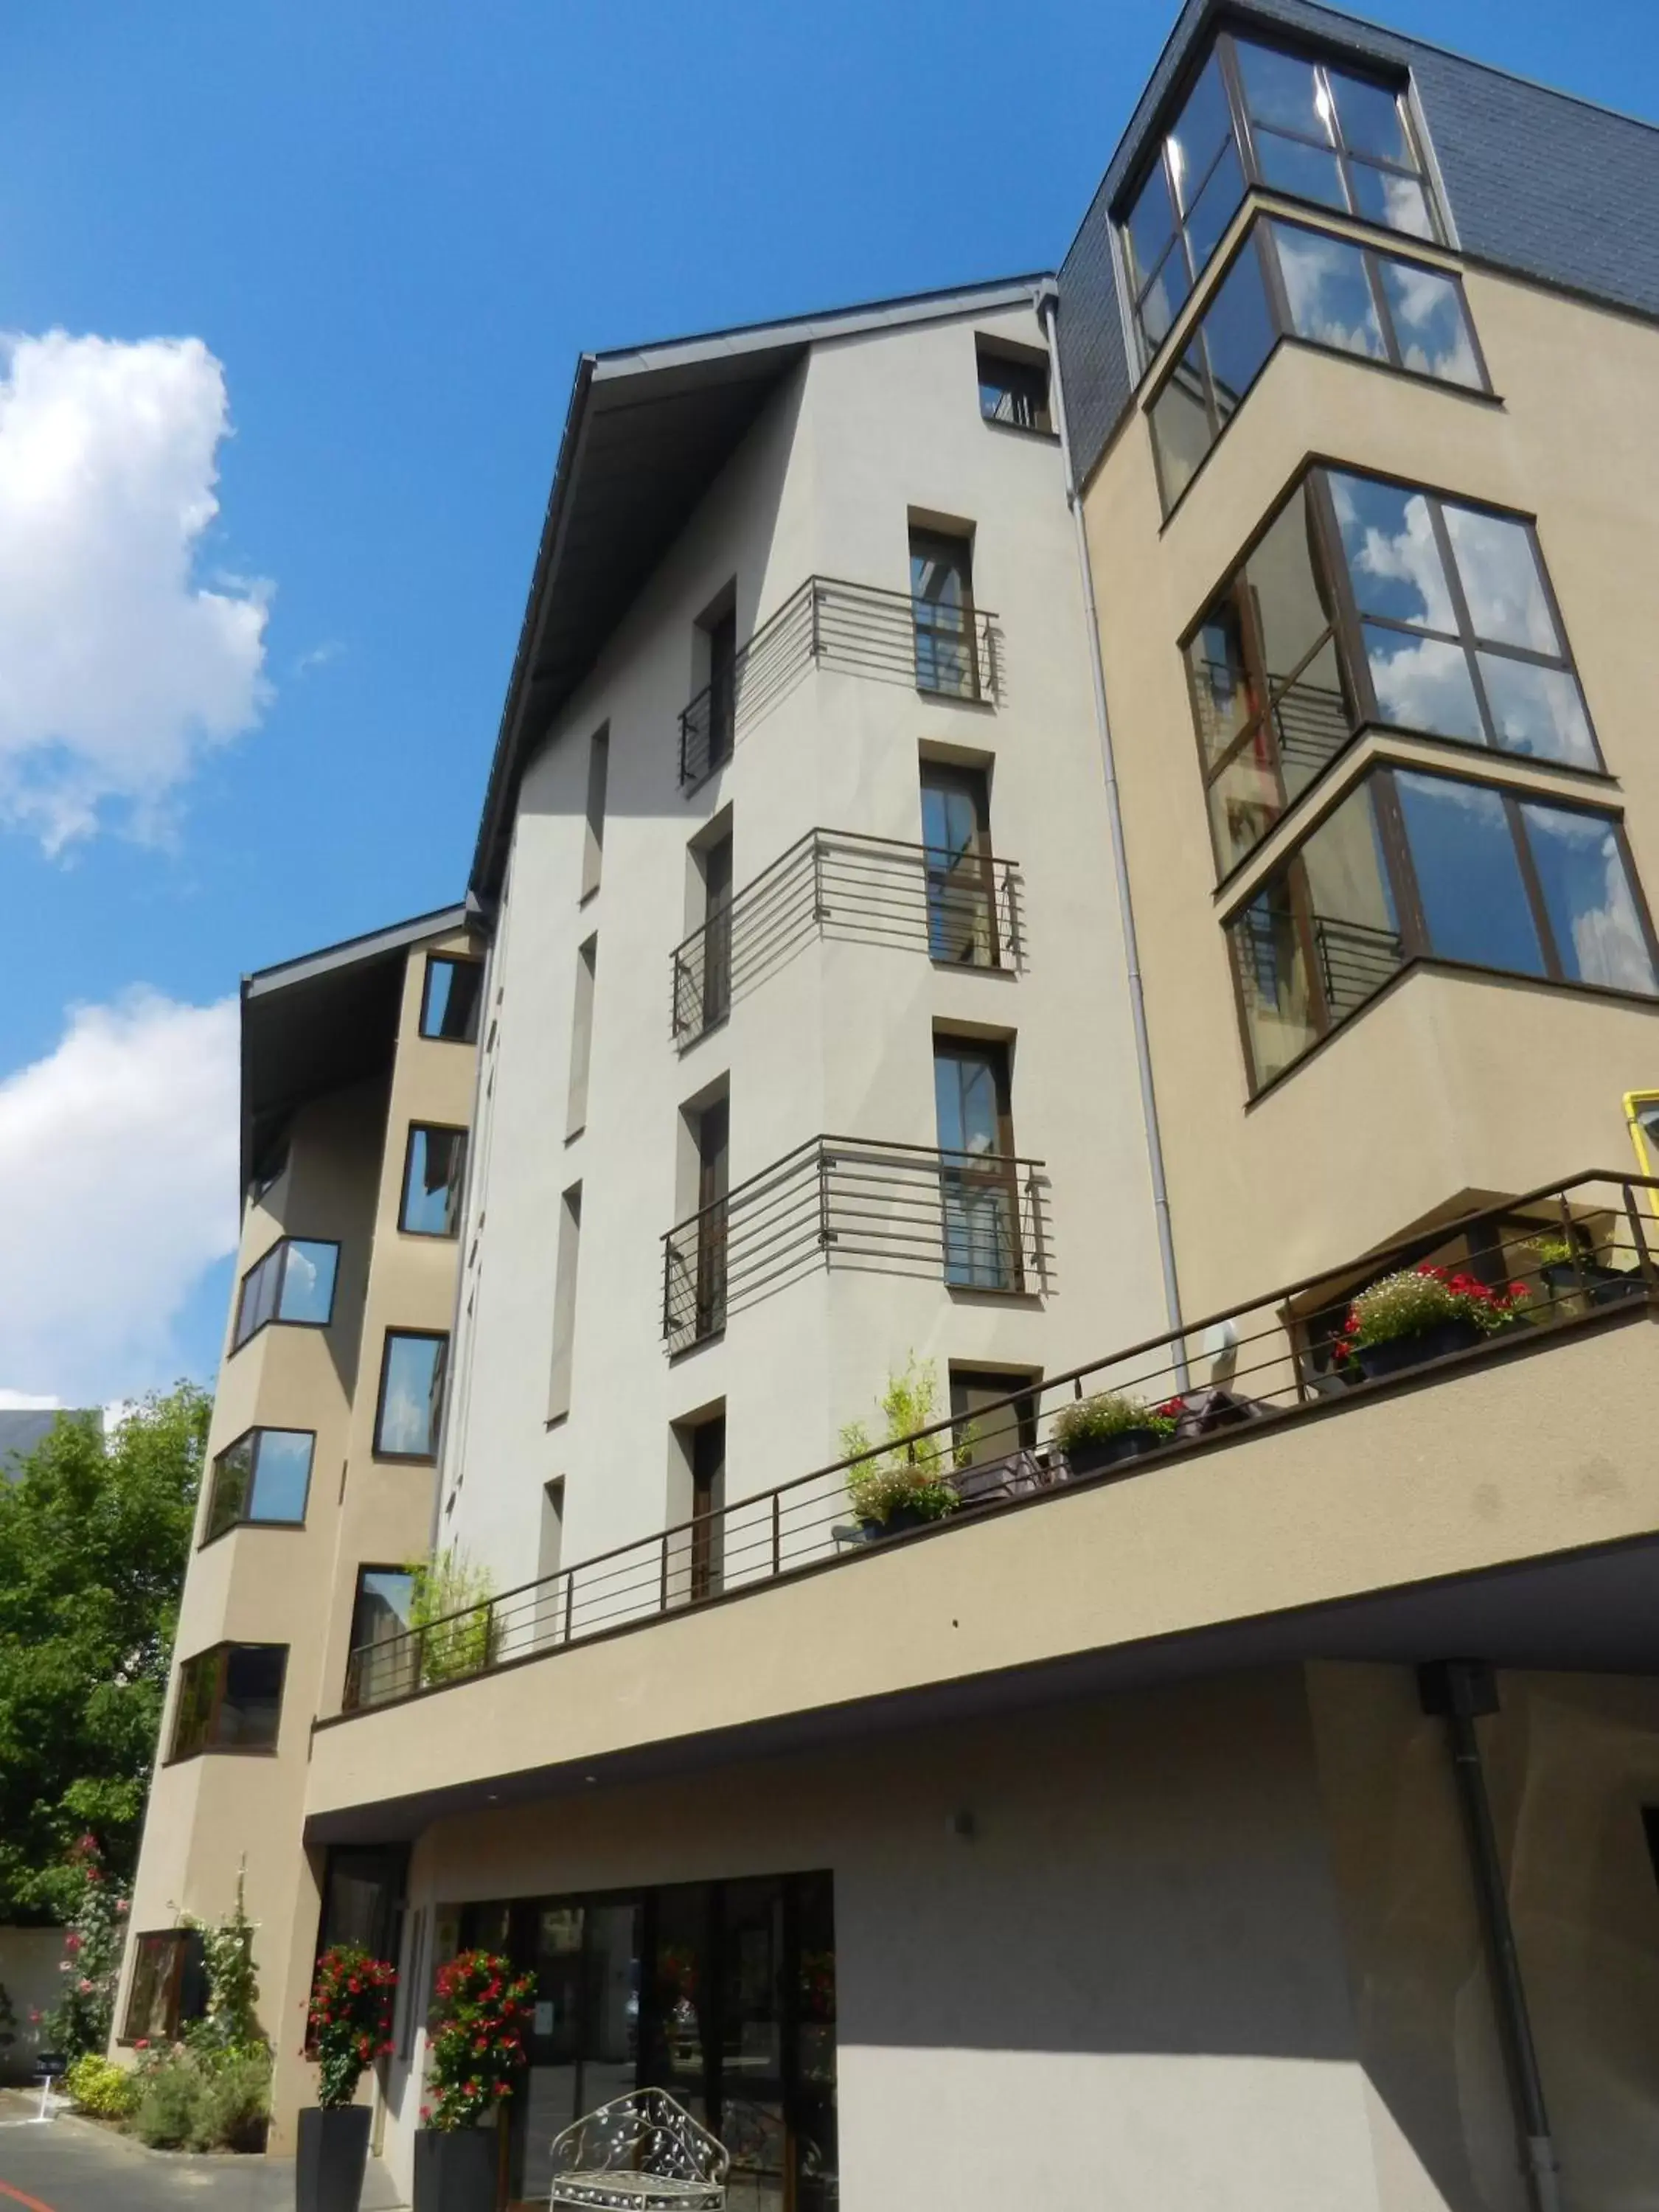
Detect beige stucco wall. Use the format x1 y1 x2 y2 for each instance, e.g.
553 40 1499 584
1083 204 1659 1315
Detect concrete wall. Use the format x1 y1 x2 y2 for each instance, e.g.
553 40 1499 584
0 1927 66 2081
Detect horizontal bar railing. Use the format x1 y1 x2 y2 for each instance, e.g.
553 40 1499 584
339 1169 1658 1716
678 577 1001 787
661 1134 1051 1352
1312 914 1405 1018
670 830 1023 1044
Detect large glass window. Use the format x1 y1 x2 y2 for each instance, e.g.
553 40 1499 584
1186 465 1600 875
909 528 981 700
1227 768 1657 1088
345 1568 416 1711
933 1037 1021 1290
1122 31 1438 361
170 1643 287 1761
204 1427 314 1542
1150 218 1484 510
420 955 483 1043
232 1237 340 1350
121 1930 208 2045
400 1124 467 1237
373 1331 448 1460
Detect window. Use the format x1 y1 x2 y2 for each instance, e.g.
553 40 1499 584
1150 216 1485 509
538 1480 565 1585
689 1415 724 1601
566 936 597 1139
700 831 733 1030
920 762 1001 966
347 1568 415 1708
1121 32 1437 361
170 1642 287 1760
949 1368 1039 1467
1186 465 1600 876
203 1427 314 1542
400 1124 467 1237
420 955 484 1043
703 601 737 771
910 528 981 700
122 1930 207 2045
317 1846 408 1975
374 1330 448 1460
975 340 1052 432
581 726 609 900
933 1037 1022 1290
692 1097 729 1340
548 1186 582 1423
232 1237 340 1350
1226 768 1658 1088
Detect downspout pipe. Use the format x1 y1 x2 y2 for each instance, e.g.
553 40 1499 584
1420 1661 1565 2212
1037 279 1188 1385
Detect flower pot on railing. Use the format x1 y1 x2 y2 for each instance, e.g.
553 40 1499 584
1335 1264 1528 1385
411 2125 498 2212
1048 1393 1177 1481
1352 1317 1485 1381
1541 1258 1645 1308
1064 1427 1169 1478
297 2105 372 2212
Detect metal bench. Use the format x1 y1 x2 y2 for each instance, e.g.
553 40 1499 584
549 2090 728 2210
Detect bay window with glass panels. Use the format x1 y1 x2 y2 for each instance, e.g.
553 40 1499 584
1227 767 1659 1090
1186 465 1601 877
232 1236 340 1350
203 1427 315 1542
1150 215 1487 509
1122 30 1439 361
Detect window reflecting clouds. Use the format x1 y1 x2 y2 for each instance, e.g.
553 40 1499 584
232 1237 339 1349
1376 260 1481 383
375 1332 448 1460
1522 804 1658 993
1273 226 1385 358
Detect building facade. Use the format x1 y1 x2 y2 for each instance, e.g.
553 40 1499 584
120 5 1659 2208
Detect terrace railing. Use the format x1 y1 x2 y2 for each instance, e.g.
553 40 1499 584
660 1135 1051 1353
678 576 1001 787
670 829 1023 1045
341 1169 1658 1717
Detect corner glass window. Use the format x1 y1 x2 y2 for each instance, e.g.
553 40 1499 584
1121 31 1438 365
1186 466 1599 876
400 1125 467 1237
170 1643 287 1760
375 1331 448 1461
420 955 483 1043
204 1427 314 1541
232 1237 340 1350
1150 218 1484 512
1226 768 1658 1089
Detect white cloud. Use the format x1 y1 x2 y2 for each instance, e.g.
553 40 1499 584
0 1389 60 1410
0 991 239 1402
0 331 270 848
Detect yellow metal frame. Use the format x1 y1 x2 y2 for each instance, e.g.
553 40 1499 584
1622 1091 1659 1206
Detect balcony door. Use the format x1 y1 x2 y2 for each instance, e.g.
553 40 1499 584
696 1097 730 1340
932 1037 1020 1290
707 607 737 768
910 528 978 700
702 831 734 1029
920 762 998 966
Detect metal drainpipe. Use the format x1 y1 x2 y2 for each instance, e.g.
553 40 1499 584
1420 1661 1565 2212
1037 280 1188 1386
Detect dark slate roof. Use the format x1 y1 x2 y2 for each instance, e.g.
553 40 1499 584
1057 0 1659 485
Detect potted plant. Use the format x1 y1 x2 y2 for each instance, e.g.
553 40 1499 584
299 1946 397 2212
1334 1263 1528 1382
1525 1232 1644 1308
414 1950 535 2212
839 1357 966 1537
1051 1391 1177 1476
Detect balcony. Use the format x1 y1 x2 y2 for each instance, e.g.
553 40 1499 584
333 1171 1658 1736
670 829 1023 1045
659 1134 1051 1352
677 575 1001 787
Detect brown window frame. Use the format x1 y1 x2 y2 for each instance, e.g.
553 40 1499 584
1222 763 1659 1093
200 1425 316 1545
909 526 983 703
399 1122 469 1239
168 1641 288 1763
974 338 1054 436
419 954 484 1044
1147 213 1492 517
371 1329 450 1464
231 1235 341 1351
1119 27 1441 368
932 1034 1025 1294
119 1929 208 2045
1183 460 1605 886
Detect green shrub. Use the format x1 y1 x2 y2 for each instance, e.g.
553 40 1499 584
134 2057 209 2149
839 1357 966 1527
196 2046 271 2152
408 1548 495 1684
63 2053 139 2119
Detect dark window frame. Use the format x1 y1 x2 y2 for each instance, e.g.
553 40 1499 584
200 1425 316 1546
372 1328 451 1464
167 1641 288 1763
1222 764 1659 1093
419 954 484 1044
1119 26 1441 368
932 1033 1026 1295
398 1121 470 1239
232 1236 341 1352
119 1929 208 2046
1183 459 1604 886
974 337 1055 436
1147 212 1493 517
909 526 984 704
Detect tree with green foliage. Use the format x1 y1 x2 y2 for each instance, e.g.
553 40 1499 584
0 1385 208 1921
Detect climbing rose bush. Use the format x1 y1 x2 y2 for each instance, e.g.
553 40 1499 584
44 1836 128 2057
421 1950 534 2131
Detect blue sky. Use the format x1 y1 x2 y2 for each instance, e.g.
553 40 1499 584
1 0 1652 1406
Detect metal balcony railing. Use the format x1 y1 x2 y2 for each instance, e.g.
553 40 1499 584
1312 914 1405 1018
338 1169 1658 1716
670 829 1023 1045
678 576 1001 787
661 1134 1051 1352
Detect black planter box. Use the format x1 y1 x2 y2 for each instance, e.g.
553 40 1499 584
1543 1258 1646 1307
1354 1318 1484 1381
861 1502 942 1537
1065 1426 1166 1478
296 2105 372 2212
412 2126 498 2212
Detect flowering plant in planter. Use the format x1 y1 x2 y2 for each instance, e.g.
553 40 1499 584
308 1947 397 2108
421 1952 535 2131
840 1357 966 1528
1051 1391 1178 1449
1333 1264 1528 1367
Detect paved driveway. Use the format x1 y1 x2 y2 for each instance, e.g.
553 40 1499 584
0 2095 406 2211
